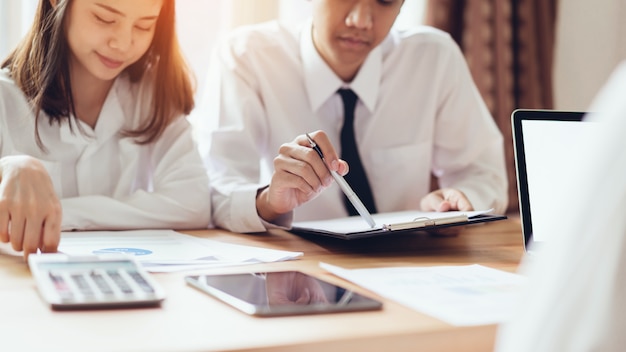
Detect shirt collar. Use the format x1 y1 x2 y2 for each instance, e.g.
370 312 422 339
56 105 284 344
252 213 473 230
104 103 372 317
301 20 382 112
59 76 126 144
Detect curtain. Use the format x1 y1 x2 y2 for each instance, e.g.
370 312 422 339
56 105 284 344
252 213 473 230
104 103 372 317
425 0 557 213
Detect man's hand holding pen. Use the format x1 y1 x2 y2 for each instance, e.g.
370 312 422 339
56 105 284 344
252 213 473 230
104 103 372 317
255 130 348 223
255 129 476 228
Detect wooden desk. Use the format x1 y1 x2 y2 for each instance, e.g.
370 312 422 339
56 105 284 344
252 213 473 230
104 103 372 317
0 216 523 352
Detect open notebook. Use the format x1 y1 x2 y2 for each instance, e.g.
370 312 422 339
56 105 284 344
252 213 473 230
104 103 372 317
290 210 506 240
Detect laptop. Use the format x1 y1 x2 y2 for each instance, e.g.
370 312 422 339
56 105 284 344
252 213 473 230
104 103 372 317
512 109 590 253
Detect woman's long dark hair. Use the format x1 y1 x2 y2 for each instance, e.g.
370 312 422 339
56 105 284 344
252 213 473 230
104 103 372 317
1 0 195 150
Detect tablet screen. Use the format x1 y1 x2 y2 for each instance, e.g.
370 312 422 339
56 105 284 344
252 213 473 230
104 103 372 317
185 271 382 316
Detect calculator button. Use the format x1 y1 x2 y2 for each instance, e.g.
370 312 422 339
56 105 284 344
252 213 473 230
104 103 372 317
106 270 134 294
49 272 74 300
71 274 94 296
90 272 114 295
128 271 155 293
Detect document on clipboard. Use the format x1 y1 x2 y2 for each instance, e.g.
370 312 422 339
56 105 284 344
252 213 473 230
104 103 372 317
289 209 506 240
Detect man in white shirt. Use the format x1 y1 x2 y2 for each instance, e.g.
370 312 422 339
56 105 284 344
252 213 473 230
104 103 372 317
199 0 507 233
495 63 626 351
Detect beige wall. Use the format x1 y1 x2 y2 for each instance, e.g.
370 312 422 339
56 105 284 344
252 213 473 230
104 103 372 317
554 0 626 111
230 0 280 29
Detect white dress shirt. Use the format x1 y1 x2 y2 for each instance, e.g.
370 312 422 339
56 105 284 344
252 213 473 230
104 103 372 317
495 62 626 351
199 20 507 233
0 69 211 231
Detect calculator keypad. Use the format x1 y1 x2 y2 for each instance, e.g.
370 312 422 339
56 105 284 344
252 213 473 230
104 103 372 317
46 268 159 304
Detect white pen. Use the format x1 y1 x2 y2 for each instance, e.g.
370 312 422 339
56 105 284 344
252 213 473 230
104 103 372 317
305 133 377 228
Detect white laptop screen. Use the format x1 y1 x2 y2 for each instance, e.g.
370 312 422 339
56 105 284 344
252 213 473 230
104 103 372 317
522 119 600 242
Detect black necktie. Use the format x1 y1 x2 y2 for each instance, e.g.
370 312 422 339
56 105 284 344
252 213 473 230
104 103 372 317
338 89 378 215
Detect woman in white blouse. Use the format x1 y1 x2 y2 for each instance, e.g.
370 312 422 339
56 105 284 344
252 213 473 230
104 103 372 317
0 0 211 259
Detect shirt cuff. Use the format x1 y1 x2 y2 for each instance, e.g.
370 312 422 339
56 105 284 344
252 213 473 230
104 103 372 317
229 185 294 233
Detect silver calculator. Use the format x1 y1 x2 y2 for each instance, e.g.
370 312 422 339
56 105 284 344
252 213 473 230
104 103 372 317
28 253 165 310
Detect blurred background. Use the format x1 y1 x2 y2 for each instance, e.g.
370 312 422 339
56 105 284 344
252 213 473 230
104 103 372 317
1 0 624 212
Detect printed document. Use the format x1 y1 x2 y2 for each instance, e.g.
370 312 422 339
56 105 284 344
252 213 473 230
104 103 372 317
322 263 526 326
57 230 302 272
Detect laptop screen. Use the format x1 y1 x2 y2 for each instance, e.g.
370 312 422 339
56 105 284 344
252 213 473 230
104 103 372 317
512 109 595 251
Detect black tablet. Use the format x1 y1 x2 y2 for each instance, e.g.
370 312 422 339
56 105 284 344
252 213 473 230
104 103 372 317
185 271 382 316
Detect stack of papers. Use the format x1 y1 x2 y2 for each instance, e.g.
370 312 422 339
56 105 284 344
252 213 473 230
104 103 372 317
58 230 303 272
322 263 526 326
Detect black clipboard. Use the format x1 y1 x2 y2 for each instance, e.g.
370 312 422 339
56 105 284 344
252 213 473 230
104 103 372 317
289 210 507 240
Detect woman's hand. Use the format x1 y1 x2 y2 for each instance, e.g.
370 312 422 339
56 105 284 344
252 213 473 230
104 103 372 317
0 155 62 259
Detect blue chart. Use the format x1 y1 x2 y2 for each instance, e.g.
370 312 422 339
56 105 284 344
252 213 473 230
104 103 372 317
92 248 153 256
